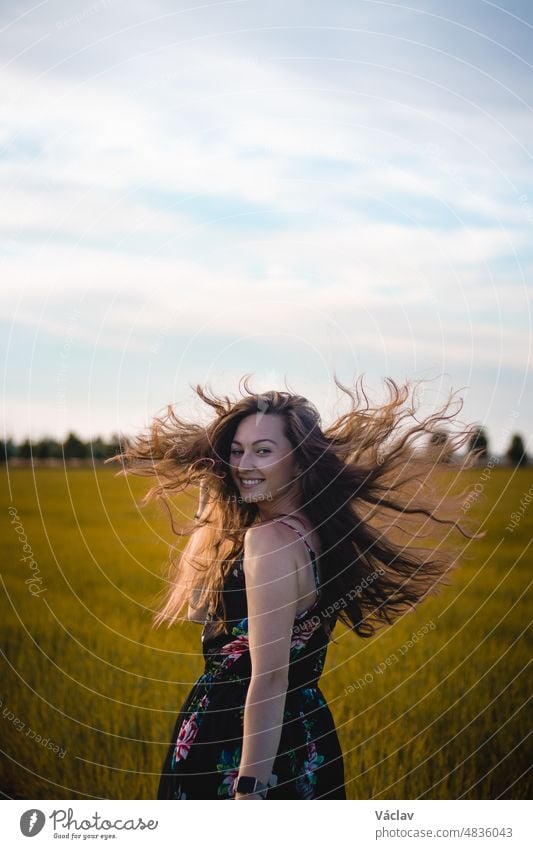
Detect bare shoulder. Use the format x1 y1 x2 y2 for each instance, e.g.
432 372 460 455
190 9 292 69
244 521 302 553
242 523 301 627
243 522 301 576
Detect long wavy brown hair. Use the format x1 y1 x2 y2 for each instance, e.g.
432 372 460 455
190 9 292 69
105 373 484 641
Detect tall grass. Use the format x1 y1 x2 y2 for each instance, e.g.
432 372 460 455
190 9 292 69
1 465 530 799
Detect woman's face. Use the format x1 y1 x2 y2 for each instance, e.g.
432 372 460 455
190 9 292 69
228 413 300 507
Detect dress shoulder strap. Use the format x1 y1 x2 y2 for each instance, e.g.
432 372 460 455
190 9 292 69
273 518 315 556
272 518 321 601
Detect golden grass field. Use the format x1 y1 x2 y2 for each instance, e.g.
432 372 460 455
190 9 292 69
1 465 531 800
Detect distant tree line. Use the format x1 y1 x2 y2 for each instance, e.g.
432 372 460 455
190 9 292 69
428 426 529 467
0 432 126 462
0 426 529 467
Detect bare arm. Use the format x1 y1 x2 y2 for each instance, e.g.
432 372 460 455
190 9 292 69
194 479 209 519
185 526 211 622
186 482 212 622
235 524 299 798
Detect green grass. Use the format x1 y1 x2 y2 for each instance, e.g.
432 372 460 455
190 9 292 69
1 465 531 799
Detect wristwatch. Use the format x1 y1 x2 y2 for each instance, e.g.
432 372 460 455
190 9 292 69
235 773 277 798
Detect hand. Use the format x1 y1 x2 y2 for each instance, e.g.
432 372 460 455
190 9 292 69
234 791 265 800
195 480 209 519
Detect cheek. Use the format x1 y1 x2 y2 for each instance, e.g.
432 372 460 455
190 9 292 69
265 461 286 480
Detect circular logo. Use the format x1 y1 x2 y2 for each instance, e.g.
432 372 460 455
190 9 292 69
20 809 45 837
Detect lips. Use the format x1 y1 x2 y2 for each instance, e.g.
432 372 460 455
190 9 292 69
239 478 265 488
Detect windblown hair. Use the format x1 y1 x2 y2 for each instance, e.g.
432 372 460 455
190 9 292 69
106 373 484 641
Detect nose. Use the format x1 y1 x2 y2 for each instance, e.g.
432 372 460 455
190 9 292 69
236 450 254 467
236 455 261 474
239 462 259 473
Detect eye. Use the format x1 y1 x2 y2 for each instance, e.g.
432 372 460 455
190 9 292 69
230 448 270 456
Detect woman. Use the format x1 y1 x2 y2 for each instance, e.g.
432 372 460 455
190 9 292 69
107 373 483 799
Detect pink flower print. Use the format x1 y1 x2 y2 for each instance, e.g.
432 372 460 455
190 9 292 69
304 740 324 775
222 768 240 798
219 634 249 662
197 693 210 710
291 622 317 652
295 774 315 799
173 713 199 763
295 729 325 798
172 691 210 764
216 745 242 798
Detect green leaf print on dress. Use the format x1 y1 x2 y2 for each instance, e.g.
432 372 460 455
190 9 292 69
216 745 242 797
157 533 346 800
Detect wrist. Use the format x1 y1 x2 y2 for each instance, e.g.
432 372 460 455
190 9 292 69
234 791 264 800
233 773 277 799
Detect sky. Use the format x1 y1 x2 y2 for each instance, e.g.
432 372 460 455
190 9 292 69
1 0 532 455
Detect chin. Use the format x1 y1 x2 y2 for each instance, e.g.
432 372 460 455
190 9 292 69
240 491 268 505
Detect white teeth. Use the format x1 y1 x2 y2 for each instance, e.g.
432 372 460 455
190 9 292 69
241 479 263 484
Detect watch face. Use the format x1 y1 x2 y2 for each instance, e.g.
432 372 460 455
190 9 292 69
236 776 256 794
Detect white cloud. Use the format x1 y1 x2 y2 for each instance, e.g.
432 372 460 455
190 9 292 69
1 0 531 442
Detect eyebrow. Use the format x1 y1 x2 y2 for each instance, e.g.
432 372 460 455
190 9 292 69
231 439 278 445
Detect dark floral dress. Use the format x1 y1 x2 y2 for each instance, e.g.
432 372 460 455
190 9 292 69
157 519 346 800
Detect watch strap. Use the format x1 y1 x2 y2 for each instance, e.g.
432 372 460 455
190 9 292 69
235 773 277 798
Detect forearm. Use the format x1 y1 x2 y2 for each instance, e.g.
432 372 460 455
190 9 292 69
186 486 210 619
195 480 209 519
238 674 288 787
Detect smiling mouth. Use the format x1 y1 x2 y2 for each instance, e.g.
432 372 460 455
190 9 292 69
239 478 265 487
